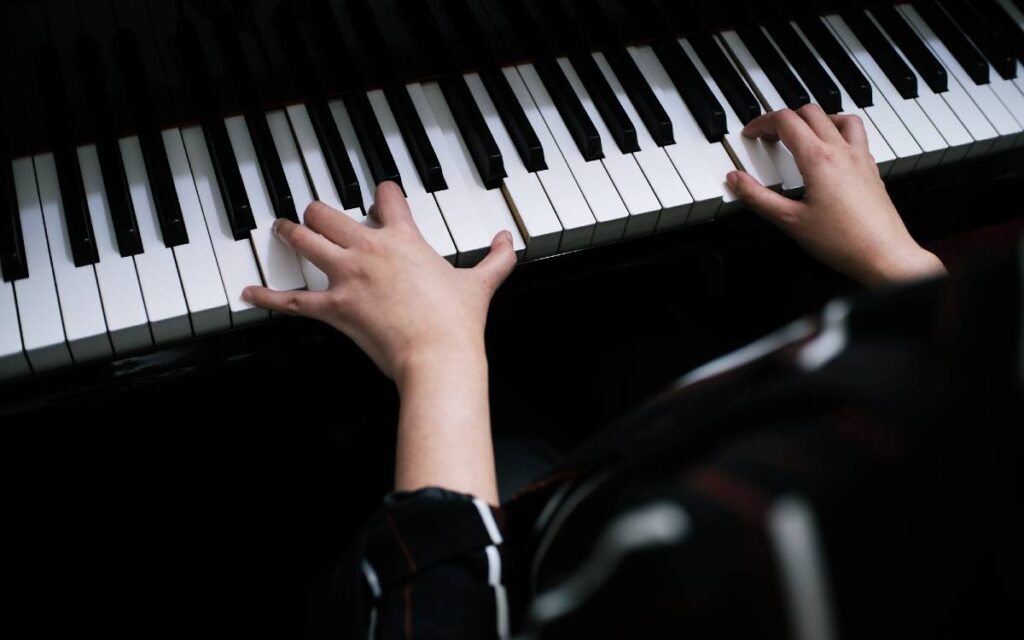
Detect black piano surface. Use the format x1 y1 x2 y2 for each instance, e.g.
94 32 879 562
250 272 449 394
2 1 1024 636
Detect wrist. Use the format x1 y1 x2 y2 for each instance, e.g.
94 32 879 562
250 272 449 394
864 245 946 287
395 338 488 392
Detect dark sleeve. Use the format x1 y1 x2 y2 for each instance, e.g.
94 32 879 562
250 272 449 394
337 486 509 640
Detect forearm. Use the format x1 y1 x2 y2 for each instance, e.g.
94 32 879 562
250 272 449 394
394 344 499 506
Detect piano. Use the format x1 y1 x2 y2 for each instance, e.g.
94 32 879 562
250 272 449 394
1 0 1023 403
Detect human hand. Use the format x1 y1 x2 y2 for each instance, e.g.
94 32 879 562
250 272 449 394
727 105 945 287
241 181 517 382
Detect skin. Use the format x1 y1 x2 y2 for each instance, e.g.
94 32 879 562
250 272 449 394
242 105 945 507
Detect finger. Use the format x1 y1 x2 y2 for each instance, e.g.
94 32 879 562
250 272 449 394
742 109 821 162
241 286 328 319
303 201 366 248
829 114 869 150
472 230 517 293
726 170 804 226
370 180 414 227
273 217 344 273
796 104 845 144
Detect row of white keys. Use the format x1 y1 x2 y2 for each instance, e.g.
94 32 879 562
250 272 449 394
557 57 662 238
224 115 306 292
366 89 458 261
899 5 1023 152
119 136 192 344
33 153 112 363
679 38 785 192
502 67 597 250
464 72 563 259
179 126 267 327
266 109 328 291
864 10 978 163
162 129 231 334
790 21 922 177
515 63 628 245
592 51 695 231
10 157 70 371
823 15 948 170
717 31 808 190
756 26 898 178
0 271 28 379
78 144 152 354
628 44 736 222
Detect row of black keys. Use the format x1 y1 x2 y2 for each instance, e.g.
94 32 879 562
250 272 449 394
2 0 1023 285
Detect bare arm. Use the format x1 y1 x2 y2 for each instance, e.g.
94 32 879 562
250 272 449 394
728 104 946 287
242 182 515 506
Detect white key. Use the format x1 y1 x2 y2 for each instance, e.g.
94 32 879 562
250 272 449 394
628 44 736 222
791 20 919 177
592 52 695 231
825 15 948 170
998 62 1024 146
366 89 457 261
517 63 629 245
899 5 1023 152
11 158 70 371
558 57 662 237
465 73 563 258
680 38 785 191
266 109 328 291
119 136 191 344
422 82 526 262
501 68 597 250
0 274 29 379
78 144 151 354
286 104 363 220
718 31 806 190
224 115 306 292
758 26 898 177
864 10 976 164
180 126 267 327
162 128 230 334
34 153 111 363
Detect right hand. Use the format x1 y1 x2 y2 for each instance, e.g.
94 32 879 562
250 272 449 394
727 104 945 287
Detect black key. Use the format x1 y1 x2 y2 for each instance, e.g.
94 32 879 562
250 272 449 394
439 75 506 189
202 118 256 240
765 22 843 114
840 11 918 99
138 129 188 247
916 1 989 86
307 98 362 211
652 39 727 142
972 0 1024 63
52 147 99 267
603 47 674 146
871 6 948 94
796 17 874 108
114 30 188 247
0 157 27 282
940 0 1017 79
95 139 142 257
343 92 402 187
569 53 639 153
480 68 546 172
384 85 447 192
736 26 811 110
689 34 762 124
245 111 297 223
534 59 603 161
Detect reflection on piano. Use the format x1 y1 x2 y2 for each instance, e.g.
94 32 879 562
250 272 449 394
1 0 1023 388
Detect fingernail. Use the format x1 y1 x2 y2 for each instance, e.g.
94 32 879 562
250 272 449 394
241 288 254 303
726 172 739 188
271 218 282 237
502 230 513 244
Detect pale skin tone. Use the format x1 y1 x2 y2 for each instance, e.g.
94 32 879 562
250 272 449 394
242 104 945 507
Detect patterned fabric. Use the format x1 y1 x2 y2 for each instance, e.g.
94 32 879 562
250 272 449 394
332 240 1023 639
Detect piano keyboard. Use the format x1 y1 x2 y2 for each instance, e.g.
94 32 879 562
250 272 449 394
2 0 1024 379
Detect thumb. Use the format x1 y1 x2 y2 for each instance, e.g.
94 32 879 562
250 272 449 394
472 230 517 293
727 171 803 226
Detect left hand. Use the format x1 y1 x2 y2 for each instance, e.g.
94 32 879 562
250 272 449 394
241 181 517 381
